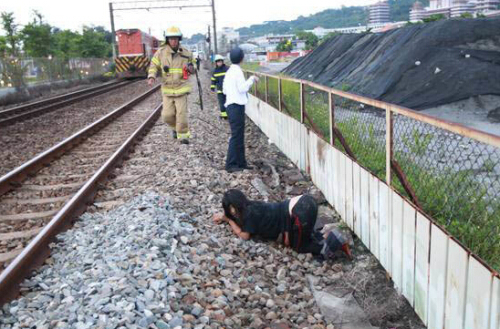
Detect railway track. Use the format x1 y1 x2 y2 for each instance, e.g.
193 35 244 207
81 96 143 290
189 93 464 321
0 84 161 303
0 80 134 127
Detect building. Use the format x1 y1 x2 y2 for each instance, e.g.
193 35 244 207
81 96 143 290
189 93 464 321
409 0 500 21
247 34 296 51
217 27 240 53
475 0 500 12
410 1 428 21
218 27 239 46
369 1 391 25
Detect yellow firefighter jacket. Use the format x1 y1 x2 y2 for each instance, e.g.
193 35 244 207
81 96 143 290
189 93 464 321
148 44 194 96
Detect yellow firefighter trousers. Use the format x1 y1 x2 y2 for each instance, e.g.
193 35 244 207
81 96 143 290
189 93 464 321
162 94 190 138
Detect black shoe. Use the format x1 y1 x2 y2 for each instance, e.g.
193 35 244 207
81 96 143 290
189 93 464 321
226 167 244 173
180 139 189 145
172 131 177 139
240 165 254 170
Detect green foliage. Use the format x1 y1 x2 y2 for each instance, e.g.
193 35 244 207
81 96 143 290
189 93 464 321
1 11 112 60
237 6 369 37
402 129 433 156
1 12 21 56
460 12 474 19
423 14 446 23
276 39 293 52
20 11 53 57
341 83 351 92
237 0 430 38
0 36 7 57
52 29 80 59
296 31 319 50
75 26 112 58
388 0 429 22
0 12 26 91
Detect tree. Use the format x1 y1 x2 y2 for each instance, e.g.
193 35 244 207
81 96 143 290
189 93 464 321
0 12 27 91
52 29 80 59
276 39 293 52
75 26 112 58
1 12 21 56
0 36 7 57
423 14 446 23
20 11 53 58
460 12 473 18
93 25 114 45
296 31 319 50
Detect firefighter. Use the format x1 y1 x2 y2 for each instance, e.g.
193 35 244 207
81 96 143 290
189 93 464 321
147 26 195 144
210 54 229 119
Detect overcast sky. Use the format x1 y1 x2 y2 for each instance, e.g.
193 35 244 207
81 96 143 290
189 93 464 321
1 0 374 38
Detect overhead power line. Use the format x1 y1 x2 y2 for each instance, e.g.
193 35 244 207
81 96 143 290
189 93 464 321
109 0 218 57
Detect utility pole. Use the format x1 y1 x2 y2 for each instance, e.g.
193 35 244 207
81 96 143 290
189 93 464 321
207 25 212 61
212 0 218 54
109 2 117 58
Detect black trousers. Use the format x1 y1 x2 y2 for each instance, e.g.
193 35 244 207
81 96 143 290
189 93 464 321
289 195 323 254
217 93 227 113
225 104 247 169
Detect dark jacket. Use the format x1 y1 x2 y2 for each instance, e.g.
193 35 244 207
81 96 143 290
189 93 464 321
210 64 228 93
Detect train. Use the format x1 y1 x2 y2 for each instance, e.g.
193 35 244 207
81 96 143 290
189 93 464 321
114 29 160 79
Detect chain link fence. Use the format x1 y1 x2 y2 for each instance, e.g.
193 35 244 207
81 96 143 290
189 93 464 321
0 57 111 91
393 114 500 267
246 70 500 271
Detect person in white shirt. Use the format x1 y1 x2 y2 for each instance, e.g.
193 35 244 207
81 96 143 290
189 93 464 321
222 47 259 173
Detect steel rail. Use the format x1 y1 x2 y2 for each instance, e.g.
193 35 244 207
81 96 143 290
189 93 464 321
0 102 162 305
0 80 135 127
0 85 160 197
0 80 124 117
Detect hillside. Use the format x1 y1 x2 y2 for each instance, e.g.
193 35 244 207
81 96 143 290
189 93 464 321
282 17 500 109
237 0 429 38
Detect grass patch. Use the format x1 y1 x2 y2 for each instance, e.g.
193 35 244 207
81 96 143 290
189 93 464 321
240 62 262 72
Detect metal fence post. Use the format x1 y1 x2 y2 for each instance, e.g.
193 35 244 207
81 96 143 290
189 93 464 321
329 92 334 145
265 76 269 104
386 109 393 185
278 77 283 112
300 82 304 123
253 74 257 97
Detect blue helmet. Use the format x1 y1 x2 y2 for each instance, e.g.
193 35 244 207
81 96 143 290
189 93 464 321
230 47 244 64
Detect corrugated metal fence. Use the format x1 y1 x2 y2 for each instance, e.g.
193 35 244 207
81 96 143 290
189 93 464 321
244 70 500 329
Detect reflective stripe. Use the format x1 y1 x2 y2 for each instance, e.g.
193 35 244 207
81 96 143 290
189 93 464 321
220 111 228 118
217 90 223 94
152 57 161 66
214 72 226 77
162 85 191 95
177 131 191 139
210 85 216 88
211 77 216 81
169 68 183 73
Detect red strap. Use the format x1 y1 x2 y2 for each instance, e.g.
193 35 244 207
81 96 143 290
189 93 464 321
293 215 302 252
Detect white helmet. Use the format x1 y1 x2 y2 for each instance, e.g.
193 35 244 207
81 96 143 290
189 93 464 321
214 54 224 62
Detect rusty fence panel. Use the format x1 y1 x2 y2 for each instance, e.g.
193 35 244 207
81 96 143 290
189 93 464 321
243 69 500 329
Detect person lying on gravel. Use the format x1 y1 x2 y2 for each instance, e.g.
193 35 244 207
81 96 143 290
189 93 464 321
213 189 352 259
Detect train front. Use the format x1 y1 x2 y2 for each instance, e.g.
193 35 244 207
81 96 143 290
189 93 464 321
114 29 159 79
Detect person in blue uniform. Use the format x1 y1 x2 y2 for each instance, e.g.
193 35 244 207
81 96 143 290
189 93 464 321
210 54 229 119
